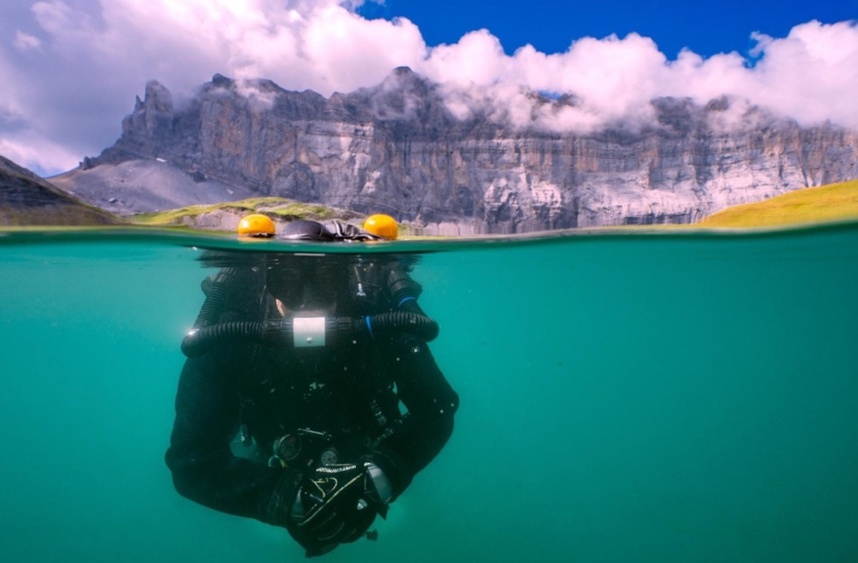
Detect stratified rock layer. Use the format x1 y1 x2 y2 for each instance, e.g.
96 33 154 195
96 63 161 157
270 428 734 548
63 68 858 233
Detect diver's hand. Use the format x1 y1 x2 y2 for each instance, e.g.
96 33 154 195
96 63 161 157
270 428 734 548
289 463 379 557
363 461 393 514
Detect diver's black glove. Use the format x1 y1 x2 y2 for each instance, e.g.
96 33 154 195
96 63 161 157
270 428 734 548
362 447 412 502
288 462 382 557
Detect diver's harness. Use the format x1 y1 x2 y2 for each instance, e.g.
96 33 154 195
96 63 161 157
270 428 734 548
266 414 406 470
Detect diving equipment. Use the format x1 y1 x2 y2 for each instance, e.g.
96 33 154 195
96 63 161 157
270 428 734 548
289 462 381 557
270 428 338 468
272 433 303 466
280 219 337 241
237 214 276 237
278 218 388 242
181 311 439 357
184 219 434 357
362 214 399 240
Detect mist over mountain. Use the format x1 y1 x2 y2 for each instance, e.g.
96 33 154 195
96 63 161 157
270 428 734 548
51 68 858 234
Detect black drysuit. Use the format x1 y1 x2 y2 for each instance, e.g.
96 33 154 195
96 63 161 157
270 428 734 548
165 261 459 547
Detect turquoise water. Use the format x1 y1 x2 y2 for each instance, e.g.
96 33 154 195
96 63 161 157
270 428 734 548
1 224 857 562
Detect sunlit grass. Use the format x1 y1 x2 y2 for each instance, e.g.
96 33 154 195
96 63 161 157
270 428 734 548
10 182 857 236
696 179 858 228
127 181 858 235
130 197 359 226
126 197 429 237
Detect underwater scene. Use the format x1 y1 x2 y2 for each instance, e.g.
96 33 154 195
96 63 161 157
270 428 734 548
1 223 858 562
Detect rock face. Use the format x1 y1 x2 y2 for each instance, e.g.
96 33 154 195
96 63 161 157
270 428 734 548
0 155 117 226
64 68 858 233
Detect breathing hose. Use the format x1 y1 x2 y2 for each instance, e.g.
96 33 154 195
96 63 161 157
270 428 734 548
192 273 232 329
181 312 439 358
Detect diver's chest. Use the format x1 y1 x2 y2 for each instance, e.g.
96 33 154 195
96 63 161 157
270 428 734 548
248 348 375 406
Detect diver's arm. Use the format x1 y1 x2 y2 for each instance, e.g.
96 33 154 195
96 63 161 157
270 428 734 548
371 335 459 497
165 346 301 524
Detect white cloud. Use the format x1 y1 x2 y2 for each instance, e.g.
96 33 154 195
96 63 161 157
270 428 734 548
301 6 426 92
739 20 858 126
0 0 856 174
421 29 510 87
0 134 82 177
417 20 858 132
13 30 42 51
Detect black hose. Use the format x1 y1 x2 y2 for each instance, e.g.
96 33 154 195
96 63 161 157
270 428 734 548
192 278 229 329
351 311 439 341
191 268 242 329
181 313 439 358
181 321 270 357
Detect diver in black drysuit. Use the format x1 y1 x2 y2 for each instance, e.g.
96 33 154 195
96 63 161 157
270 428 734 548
165 221 459 557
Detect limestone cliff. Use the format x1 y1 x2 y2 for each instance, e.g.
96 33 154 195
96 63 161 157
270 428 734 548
64 68 858 233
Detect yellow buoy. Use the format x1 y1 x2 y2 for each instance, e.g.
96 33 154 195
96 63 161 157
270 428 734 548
363 214 399 240
237 214 276 238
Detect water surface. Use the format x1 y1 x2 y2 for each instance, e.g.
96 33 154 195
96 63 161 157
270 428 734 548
1 225 857 562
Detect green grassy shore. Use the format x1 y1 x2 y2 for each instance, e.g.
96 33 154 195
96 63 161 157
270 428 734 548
127 179 858 235
130 197 361 227
3 180 858 236
695 179 858 229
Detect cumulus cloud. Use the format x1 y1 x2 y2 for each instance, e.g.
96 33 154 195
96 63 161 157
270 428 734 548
0 0 856 174
419 20 858 133
419 31 672 131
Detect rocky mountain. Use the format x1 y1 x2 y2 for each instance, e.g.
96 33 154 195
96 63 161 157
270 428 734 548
0 155 117 226
52 68 858 234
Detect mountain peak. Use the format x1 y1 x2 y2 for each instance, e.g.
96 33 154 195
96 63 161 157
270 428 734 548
211 73 233 87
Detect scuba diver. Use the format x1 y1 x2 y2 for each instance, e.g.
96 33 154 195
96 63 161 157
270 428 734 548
165 216 459 558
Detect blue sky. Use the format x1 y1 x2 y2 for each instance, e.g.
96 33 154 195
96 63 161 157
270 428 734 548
358 0 855 59
0 0 856 175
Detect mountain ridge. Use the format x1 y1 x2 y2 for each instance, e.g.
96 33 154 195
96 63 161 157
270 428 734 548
48 68 858 233
0 155 117 226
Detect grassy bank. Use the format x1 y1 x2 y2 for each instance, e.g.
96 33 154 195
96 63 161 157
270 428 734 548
696 179 858 228
130 197 360 226
131 181 858 234
6 181 858 236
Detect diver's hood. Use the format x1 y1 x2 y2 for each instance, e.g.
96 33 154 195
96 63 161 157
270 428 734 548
280 220 382 242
